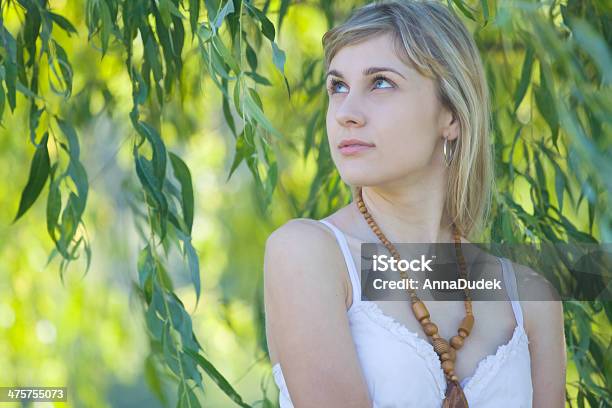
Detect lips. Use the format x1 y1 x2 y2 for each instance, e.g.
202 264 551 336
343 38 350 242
338 138 376 156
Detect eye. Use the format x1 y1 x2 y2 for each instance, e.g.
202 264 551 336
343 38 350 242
328 78 348 94
372 75 394 89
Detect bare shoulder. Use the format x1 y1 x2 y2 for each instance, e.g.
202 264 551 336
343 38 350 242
507 260 564 337
509 260 561 301
264 218 343 271
265 218 336 250
264 218 350 306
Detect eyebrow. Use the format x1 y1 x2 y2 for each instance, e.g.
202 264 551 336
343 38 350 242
325 66 407 80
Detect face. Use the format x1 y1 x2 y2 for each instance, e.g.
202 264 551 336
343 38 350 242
325 32 458 188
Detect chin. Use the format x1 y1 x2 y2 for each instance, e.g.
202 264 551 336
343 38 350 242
338 164 424 189
338 169 385 188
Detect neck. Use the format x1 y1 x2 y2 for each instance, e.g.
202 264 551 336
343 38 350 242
354 174 455 244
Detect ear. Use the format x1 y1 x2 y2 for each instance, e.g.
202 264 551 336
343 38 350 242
440 109 460 142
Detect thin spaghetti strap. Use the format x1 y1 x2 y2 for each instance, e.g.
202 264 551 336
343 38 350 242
499 257 524 328
318 219 362 308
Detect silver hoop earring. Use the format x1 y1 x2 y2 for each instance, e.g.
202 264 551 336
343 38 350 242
443 137 455 167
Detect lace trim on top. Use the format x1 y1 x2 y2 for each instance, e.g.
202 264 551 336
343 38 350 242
348 300 529 400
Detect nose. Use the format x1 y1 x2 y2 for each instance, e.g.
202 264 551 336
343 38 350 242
335 93 366 128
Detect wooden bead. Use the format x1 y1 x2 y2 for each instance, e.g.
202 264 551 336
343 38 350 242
459 314 474 336
450 335 464 349
411 301 430 322
451 375 459 382
433 338 450 355
442 360 454 374
440 352 451 362
448 347 456 361
423 322 438 336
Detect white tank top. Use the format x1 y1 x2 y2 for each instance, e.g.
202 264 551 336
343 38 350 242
272 219 533 407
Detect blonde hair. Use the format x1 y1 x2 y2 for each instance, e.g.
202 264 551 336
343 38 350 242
322 0 494 240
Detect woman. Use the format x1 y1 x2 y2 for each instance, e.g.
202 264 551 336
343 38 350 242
263 1 566 407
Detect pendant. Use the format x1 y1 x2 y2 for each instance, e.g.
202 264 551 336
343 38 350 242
442 380 469 408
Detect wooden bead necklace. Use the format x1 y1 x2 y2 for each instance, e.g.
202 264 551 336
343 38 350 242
356 186 472 408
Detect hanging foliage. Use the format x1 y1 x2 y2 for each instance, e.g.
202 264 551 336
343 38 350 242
2 0 610 406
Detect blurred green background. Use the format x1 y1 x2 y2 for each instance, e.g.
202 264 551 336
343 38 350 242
0 0 610 407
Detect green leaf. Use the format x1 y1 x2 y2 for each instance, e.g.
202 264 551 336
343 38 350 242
184 238 201 305
48 12 78 36
29 106 44 145
244 71 271 86
1 26 18 111
245 42 258 72
156 261 175 292
98 0 113 56
213 0 235 33
145 302 164 341
167 292 199 352
144 355 167 405
449 0 476 21
245 2 275 42
513 45 534 113
189 0 200 34
180 352 203 387
169 152 194 234
14 133 51 222
156 0 174 28
211 35 240 75
161 322 182 377
144 34 163 82
138 245 156 290
0 81 5 120
146 296 164 341
137 121 167 187
480 0 489 24
222 83 237 136
534 62 559 141
247 87 263 110
56 117 80 160
50 40 73 97
197 23 212 43
177 381 199 408
554 164 565 212
134 150 169 235
227 130 247 182
185 349 253 408
206 42 234 81
59 194 79 247
264 161 278 206
244 90 282 140
534 83 558 141
46 164 61 242
67 160 89 217
271 42 286 75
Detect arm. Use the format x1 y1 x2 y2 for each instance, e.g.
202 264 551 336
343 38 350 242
519 266 567 408
264 219 373 408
